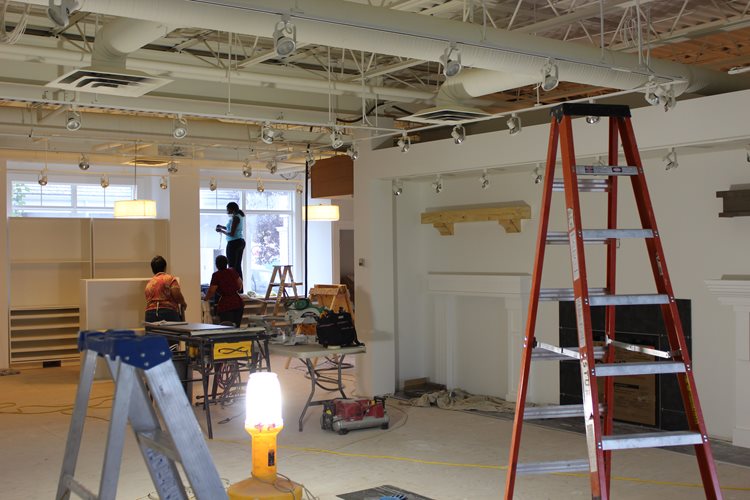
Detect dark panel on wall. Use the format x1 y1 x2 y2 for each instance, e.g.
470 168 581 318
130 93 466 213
311 155 353 198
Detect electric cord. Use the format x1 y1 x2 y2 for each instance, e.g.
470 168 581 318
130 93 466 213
0 395 114 422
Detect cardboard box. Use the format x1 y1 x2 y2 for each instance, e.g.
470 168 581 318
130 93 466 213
597 347 657 426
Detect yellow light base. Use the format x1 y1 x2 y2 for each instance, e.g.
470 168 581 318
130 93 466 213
227 477 303 500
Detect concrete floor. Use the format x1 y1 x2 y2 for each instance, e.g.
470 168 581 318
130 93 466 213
1 357 749 500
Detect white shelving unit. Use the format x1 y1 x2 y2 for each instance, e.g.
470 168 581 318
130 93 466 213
9 305 80 366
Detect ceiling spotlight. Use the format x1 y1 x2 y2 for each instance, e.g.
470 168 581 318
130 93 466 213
38 170 48 186
330 128 344 149
541 59 559 92
266 159 278 174
531 166 543 185
660 86 677 112
159 176 168 190
78 153 90 170
295 183 303 195
440 43 462 78
47 0 79 27
273 17 297 57
100 175 109 189
167 160 178 173
451 124 465 145
209 177 217 191
66 108 82 131
432 175 443 194
306 148 316 166
480 170 490 190
260 122 277 145
507 113 522 135
256 179 265 193
242 160 253 178
392 178 403 196
397 132 410 153
664 147 678 171
585 100 600 124
346 145 359 160
644 88 660 106
172 115 187 139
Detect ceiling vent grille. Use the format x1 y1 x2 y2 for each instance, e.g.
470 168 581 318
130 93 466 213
47 68 172 97
401 105 489 125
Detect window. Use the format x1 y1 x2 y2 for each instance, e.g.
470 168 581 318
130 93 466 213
10 181 134 218
199 188 297 294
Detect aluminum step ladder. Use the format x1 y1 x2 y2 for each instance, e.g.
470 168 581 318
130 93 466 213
504 103 722 500
56 330 228 500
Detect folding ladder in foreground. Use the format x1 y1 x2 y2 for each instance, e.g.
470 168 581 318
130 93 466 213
504 103 722 500
56 330 227 500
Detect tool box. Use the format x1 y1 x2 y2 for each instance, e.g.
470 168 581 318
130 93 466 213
321 397 389 435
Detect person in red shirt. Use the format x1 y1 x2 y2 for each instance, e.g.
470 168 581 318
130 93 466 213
145 255 187 323
204 255 244 326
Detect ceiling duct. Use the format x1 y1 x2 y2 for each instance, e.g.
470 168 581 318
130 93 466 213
46 18 174 97
402 105 489 125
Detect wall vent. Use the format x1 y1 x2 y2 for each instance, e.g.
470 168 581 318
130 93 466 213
47 67 172 97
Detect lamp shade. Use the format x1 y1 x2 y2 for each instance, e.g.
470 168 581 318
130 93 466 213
113 199 157 218
245 372 283 430
302 204 340 221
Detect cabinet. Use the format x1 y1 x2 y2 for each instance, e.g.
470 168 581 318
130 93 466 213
9 306 80 366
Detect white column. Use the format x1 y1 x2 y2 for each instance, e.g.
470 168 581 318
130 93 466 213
433 295 457 389
169 166 201 322
0 159 8 369
706 279 750 448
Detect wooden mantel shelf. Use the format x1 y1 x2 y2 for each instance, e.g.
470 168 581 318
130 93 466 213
420 202 531 236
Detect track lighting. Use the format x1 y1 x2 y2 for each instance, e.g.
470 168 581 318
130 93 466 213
47 0 79 27
507 113 522 135
330 128 344 149
78 153 89 170
66 108 81 131
256 179 265 193
480 170 490 190
531 166 543 185
266 159 278 174
167 160 178 173
397 132 410 153
644 87 660 106
346 145 359 160
295 183 303 195
172 115 187 139
432 175 443 194
541 60 559 92
451 125 465 145
100 175 109 189
209 177 217 191
440 43 462 77
242 159 253 178
660 86 677 111
159 176 168 190
392 178 403 196
585 100 600 124
260 122 277 145
273 17 297 57
38 170 48 186
306 148 316 166
664 148 678 171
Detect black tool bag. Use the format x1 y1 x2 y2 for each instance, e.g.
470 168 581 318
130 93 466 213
316 308 363 348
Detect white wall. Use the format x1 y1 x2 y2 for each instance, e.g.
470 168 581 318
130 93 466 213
355 89 750 441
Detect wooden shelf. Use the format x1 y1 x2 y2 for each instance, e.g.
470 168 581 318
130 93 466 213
9 306 80 366
716 189 750 217
420 202 532 236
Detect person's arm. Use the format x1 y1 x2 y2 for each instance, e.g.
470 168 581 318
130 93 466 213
171 282 188 310
204 285 218 301
236 277 243 293
215 224 227 234
227 215 240 237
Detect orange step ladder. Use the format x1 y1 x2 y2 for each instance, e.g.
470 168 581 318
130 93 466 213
504 103 722 500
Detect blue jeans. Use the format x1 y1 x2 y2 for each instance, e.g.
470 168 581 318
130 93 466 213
145 308 181 323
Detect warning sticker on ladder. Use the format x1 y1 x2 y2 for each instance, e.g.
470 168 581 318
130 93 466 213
575 297 585 345
567 209 580 281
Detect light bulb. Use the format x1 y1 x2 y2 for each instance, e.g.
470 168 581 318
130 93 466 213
100 175 109 188
242 160 253 178
209 177 217 191
78 153 90 170
159 176 168 190
66 109 82 131
172 115 187 139
257 179 265 193
38 171 48 186
392 179 403 196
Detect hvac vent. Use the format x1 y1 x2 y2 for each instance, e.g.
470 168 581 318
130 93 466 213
402 105 489 125
47 67 172 97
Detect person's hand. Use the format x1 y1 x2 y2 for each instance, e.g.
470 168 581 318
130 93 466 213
182 303 188 310
215 224 221 232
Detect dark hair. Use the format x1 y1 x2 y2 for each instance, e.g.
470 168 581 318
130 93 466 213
215 255 228 270
151 255 167 274
226 202 245 217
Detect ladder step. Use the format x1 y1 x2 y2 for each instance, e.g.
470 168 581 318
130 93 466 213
524 403 605 420
601 431 704 450
596 361 686 376
609 340 673 359
532 341 605 361
539 289 669 306
516 459 591 475
546 229 654 244
576 165 638 176
62 475 97 500
553 179 608 192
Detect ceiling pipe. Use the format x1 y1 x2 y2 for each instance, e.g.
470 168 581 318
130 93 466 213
92 18 176 71
437 69 539 105
14 0 748 98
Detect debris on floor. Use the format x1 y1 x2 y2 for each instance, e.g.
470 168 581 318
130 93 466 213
408 388 517 413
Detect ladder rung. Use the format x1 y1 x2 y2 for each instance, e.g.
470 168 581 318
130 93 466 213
546 229 654 244
516 459 591 475
532 341 605 361
553 179 609 192
137 429 180 462
539 288 606 301
576 165 638 176
601 431 704 450
590 294 669 306
596 361 685 376
62 475 97 500
609 340 673 359
524 403 604 420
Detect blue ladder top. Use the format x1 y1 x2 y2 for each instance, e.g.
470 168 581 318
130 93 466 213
78 330 172 370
